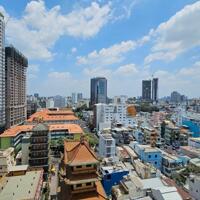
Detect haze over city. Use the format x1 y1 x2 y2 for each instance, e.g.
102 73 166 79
1 0 200 97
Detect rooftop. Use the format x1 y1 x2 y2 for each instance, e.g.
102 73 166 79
190 158 200 167
0 123 83 137
0 169 43 200
0 147 14 156
64 138 99 166
101 162 128 175
27 109 78 122
8 165 28 172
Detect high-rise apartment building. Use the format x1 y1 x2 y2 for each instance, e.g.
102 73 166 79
53 95 65 108
142 80 151 101
71 92 77 104
77 92 83 102
152 78 158 102
90 77 107 107
5 46 28 128
0 12 5 132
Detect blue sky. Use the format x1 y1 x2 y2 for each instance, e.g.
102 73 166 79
1 0 200 98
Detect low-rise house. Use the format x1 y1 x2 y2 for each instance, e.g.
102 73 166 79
100 163 129 195
116 146 130 162
188 175 200 200
122 145 138 164
161 152 183 177
130 142 162 169
112 175 182 200
0 147 15 177
134 130 144 144
133 159 157 179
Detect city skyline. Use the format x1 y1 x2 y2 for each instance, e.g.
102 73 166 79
1 0 200 98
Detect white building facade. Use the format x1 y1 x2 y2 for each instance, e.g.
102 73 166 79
99 134 116 158
94 103 136 131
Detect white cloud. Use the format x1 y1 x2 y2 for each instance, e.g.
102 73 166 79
77 40 137 67
3 1 111 61
27 64 39 79
145 1 200 63
115 63 138 76
111 0 138 21
48 71 71 79
71 47 77 53
83 67 112 78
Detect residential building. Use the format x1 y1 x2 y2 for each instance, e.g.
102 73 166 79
142 80 151 101
22 123 49 178
90 77 107 107
0 12 5 132
99 134 116 158
180 146 200 159
171 91 181 103
46 98 54 108
0 147 15 177
59 137 107 200
27 100 37 118
133 159 157 179
34 93 39 99
72 93 77 104
164 123 180 146
122 145 138 164
112 126 133 145
116 146 131 162
94 103 136 131
5 47 28 129
0 168 43 200
152 78 158 102
143 127 160 147
130 142 162 169
133 130 144 144
188 175 200 200
100 163 129 195
53 95 65 108
112 175 182 200
66 96 72 107
189 137 200 148
161 151 183 177
182 112 200 137
77 93 83 102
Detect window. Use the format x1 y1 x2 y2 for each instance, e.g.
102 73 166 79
86 164 92 168
86 182 92 186
148 155 151 158
106 174 111 180
155 161 157 165
77 184 82 187
155 155 157 158
76 165 82 169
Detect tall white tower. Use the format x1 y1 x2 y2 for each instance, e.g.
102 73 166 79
0 12 5 131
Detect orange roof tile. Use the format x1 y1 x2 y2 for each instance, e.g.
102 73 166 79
71 181 107 200
64 140 99 166
27 109 78 122
0 125 34 137
49 124 83 134
0 124 83 137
